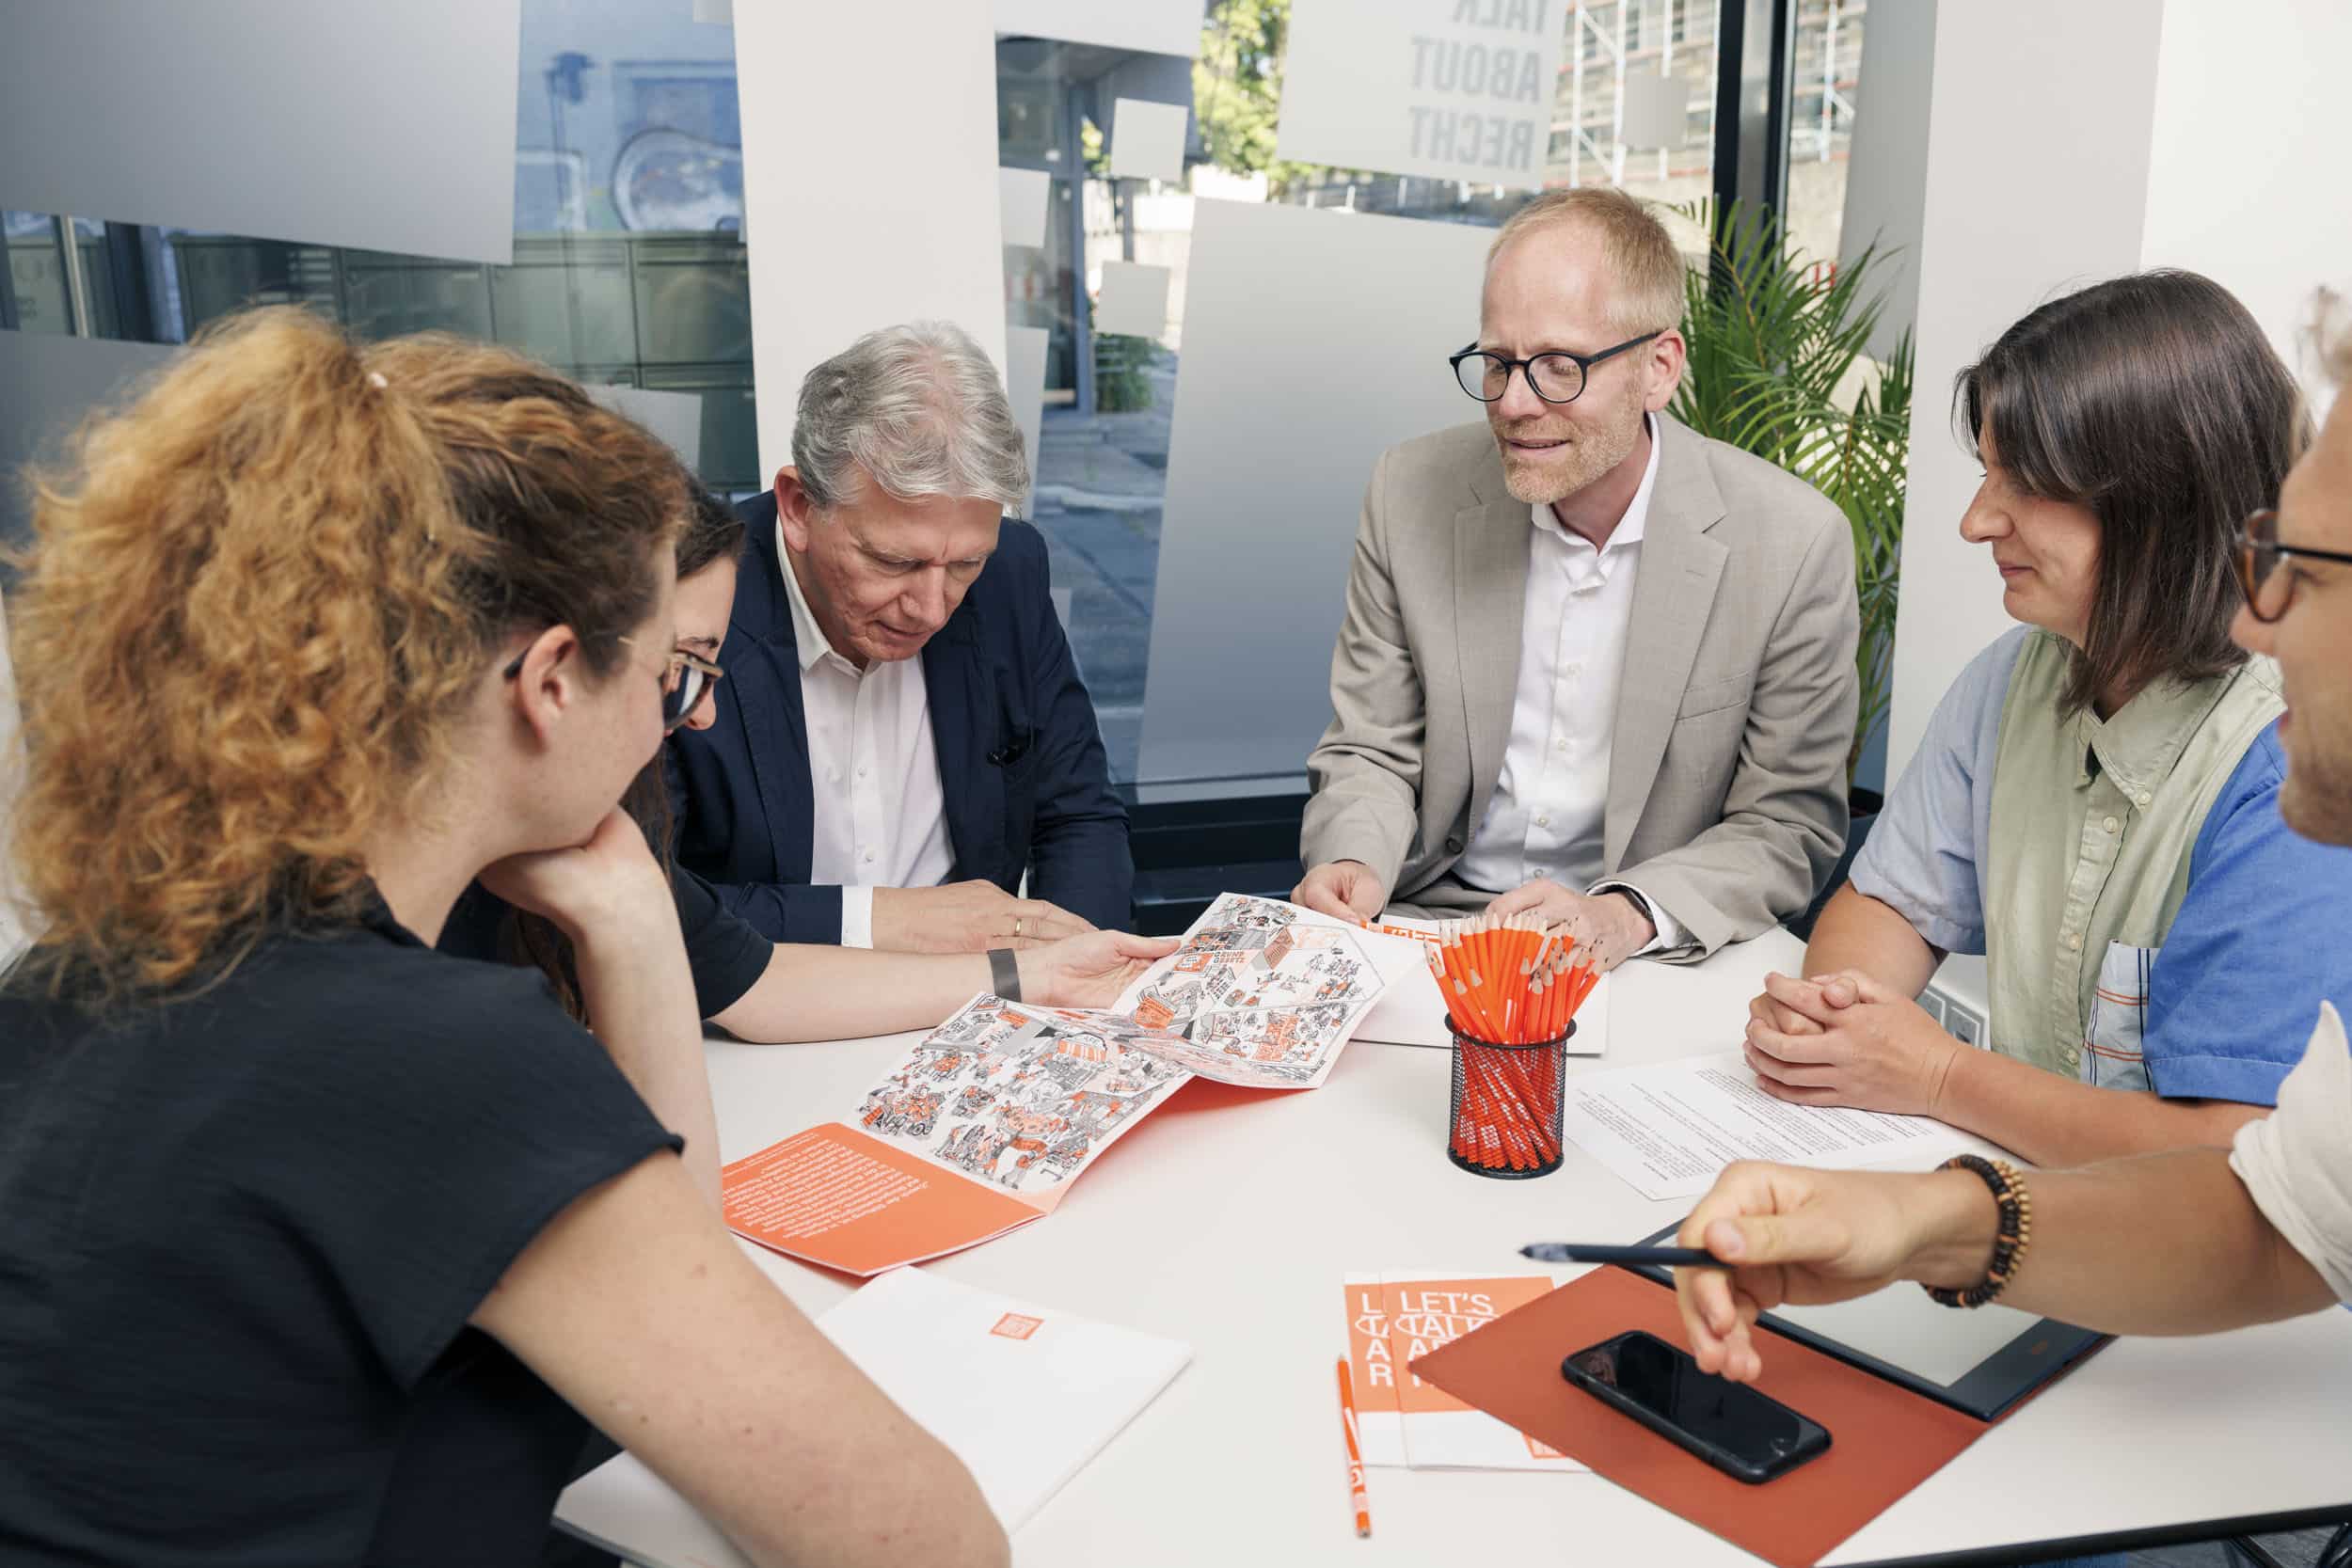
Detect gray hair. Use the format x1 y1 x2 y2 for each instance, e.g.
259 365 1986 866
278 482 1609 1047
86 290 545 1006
790 322 1029 514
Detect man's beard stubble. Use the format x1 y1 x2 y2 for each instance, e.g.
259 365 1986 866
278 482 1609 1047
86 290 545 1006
2280 725 2352 848
1490 388 1645 507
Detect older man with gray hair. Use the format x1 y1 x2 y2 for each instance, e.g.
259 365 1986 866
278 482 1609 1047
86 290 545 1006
667 322 1132 958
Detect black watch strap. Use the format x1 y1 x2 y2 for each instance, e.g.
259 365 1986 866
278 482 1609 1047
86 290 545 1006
987 947 1023 1002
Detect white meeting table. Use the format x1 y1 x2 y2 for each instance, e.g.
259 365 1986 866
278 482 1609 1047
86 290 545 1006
577 928 2352 1566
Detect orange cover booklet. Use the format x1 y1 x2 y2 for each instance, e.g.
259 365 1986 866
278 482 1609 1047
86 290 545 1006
725 895 1395 1275
1343 1273 1581 1471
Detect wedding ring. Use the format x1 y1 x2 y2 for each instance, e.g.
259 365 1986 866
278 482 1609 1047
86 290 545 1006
1013 916 1025 939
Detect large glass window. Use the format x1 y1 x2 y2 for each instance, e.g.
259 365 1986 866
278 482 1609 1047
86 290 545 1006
13 0 758 495
1004 1 1731 786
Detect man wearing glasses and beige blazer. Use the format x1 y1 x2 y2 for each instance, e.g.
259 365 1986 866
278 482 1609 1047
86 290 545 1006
1294 187 1859 970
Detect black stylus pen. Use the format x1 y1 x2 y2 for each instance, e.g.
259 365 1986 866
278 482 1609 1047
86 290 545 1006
1519 1243 1729 1268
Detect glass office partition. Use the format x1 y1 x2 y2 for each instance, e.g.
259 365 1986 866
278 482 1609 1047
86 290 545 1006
17 0 760 495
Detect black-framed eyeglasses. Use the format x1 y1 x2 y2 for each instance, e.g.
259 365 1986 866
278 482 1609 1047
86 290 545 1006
1449 331 1662 405
501 638 725 734
2235 508 2352 624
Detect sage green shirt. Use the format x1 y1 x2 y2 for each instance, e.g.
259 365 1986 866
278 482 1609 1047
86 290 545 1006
1982 633 2283 1078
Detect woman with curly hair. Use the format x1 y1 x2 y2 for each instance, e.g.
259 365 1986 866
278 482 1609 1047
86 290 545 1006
0 309 1007 1566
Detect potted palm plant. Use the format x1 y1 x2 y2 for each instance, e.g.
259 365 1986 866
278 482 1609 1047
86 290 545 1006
1667 200 1913 932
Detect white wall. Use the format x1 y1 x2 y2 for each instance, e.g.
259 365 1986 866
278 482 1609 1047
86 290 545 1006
734 2 1007 486
1888 0 2352 780
2138 0 2352 384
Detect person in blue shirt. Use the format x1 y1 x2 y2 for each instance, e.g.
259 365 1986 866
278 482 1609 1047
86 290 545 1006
1744 270 2352 1169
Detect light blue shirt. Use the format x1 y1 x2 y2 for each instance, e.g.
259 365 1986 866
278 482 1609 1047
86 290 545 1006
1851 627 2352 1105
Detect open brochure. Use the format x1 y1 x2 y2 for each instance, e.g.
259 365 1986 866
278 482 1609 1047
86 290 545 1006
1344 1271 1584 1472
555 1267 1193 1561
724 895 1394 1275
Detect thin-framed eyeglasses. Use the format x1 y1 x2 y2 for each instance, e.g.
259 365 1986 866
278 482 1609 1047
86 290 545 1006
2235 508 2352 624
1449 331 1663 405
501 637 725 734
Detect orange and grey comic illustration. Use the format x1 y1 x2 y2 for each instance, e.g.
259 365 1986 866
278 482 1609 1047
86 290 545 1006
852 997 1194 1197
1114 894 1383 1088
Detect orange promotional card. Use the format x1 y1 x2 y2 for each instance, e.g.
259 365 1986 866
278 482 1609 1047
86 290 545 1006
723 1126 1044 1276
1342 1273 1581 1471
1408 1267 1994 1568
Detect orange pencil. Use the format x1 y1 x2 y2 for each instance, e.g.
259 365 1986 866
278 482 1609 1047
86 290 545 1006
1336 1357 1372 1538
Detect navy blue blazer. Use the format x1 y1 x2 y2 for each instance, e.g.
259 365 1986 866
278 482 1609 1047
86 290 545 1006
665 494 1132 944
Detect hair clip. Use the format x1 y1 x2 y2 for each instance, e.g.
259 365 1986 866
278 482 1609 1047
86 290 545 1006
366 371 389 390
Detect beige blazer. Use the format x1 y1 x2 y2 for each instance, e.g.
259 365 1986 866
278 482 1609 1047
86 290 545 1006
1301 414 1858 957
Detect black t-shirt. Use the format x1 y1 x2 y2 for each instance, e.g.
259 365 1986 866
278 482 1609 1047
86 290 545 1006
0 897 683 1566
438 865 770 1022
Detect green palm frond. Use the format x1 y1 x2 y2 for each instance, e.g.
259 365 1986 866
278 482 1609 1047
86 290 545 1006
1669 198 1912 787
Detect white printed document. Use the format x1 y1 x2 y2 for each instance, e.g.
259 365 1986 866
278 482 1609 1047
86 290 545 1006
555 1269 1193 1564
1559 1050 1969 1200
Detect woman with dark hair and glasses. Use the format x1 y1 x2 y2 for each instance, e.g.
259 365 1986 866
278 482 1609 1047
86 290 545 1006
1740 269 2352 1171
439 475 1173 1039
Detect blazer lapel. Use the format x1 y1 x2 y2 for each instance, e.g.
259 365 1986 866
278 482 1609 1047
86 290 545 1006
920 609 995 877
1605 416 1728 870
1454 478 1533 837
737 509 815 883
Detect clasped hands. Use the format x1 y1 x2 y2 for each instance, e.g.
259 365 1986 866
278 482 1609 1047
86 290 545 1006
1742 969 1962 1118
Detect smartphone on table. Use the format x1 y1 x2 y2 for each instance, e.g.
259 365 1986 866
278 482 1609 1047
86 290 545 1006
1561 1329 1830 1484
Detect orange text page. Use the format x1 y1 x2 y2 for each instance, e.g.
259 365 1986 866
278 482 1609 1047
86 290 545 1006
723 1124 1041 1276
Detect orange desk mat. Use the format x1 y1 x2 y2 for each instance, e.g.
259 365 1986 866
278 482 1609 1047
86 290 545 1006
1408 1268 1995 1567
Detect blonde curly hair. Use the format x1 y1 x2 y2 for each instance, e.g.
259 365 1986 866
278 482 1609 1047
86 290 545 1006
6 307 686 995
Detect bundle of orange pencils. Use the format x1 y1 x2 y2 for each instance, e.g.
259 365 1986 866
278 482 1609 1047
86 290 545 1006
1427 912 1601 1046
1433 913 1603 1178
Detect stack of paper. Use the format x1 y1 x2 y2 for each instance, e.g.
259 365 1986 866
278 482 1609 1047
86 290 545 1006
1343 1271 1584 1472
556 1269 1193 1562
1557 1050 1969 1200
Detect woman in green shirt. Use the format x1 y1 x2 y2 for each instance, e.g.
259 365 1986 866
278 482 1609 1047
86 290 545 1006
1744 271 2352 1168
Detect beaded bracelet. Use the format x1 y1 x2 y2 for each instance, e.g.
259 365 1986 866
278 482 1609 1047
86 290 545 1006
1923 1154 2033 1308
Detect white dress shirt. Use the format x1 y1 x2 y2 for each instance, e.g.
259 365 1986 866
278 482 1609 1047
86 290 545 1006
778 525 955 948
1453 417 1690 954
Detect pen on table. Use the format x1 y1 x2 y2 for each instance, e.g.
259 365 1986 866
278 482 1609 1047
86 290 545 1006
1334 1356 1372 1539
1519 1243 1730 1268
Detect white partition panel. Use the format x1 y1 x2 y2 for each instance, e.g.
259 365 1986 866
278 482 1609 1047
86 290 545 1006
0 0 521 265
1884 0 2161 777
994 0 1200 57
1004 325 1050 521
1136 199 1493 785
1278 0 1565 191
735 3 1006 484
1835 0 1936 362
588 385 703 474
